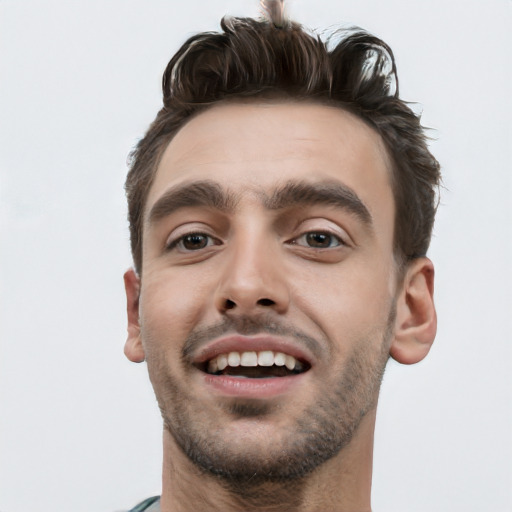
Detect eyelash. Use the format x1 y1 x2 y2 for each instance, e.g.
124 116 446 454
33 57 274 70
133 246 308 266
166 229 346 253
166 232 220 252
290 230 345 249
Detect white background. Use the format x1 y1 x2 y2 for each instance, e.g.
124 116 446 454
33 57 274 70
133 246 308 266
1 1 511 511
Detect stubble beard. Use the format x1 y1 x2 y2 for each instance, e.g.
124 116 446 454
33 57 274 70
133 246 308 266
145 306 395 493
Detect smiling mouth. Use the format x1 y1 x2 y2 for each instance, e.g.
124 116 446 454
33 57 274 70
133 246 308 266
197 350 310 378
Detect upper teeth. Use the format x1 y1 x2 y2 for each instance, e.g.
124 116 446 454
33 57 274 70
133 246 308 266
207 351 302 373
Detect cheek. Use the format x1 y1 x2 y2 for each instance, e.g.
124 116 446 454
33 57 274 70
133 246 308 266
290 257 395 339
139 268 213 349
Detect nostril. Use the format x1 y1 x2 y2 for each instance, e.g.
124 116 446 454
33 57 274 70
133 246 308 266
225 299 236 310
257 298 276 307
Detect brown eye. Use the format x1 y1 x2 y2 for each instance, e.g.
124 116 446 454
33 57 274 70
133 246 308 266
181 234 209 251
306 233 332 248
166 232 217 252
294 232 343 249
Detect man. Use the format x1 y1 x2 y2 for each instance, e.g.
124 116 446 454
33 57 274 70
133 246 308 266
123 2 440 510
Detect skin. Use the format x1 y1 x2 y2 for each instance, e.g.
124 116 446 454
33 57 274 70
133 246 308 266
124 102 437 511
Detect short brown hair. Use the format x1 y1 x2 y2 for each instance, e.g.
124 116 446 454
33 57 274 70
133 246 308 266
126 16 440 274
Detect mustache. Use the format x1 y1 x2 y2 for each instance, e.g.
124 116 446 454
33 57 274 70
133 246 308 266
181 314 323 362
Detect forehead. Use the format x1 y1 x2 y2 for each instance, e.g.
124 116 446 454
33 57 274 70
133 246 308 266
147 101 394 219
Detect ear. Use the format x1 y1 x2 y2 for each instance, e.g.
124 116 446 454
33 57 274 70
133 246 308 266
390 257 437 365
123 268 145 363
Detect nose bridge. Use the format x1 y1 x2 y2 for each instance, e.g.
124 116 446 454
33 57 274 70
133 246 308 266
216 222 289 313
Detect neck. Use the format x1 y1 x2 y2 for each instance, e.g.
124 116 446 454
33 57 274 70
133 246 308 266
159 410 376 512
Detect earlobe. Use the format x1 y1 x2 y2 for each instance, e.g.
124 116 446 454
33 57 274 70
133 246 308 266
123 268 145 363
390 258 437 365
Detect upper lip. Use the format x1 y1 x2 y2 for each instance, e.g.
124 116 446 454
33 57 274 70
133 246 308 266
192 334 316 367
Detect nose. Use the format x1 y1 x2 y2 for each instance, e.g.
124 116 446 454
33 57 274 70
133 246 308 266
214 233 290 316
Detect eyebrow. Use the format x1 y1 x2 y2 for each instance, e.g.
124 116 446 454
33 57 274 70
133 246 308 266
147 178 372 228
147 180 238 225
265 180 373 226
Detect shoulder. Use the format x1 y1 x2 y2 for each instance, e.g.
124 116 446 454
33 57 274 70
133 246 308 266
127 496 161 512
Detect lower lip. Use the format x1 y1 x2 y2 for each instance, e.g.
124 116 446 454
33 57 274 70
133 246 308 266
202 372 306 398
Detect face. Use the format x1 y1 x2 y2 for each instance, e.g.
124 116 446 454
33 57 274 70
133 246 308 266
128 102 400 483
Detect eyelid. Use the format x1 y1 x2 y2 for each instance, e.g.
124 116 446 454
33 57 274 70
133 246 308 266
167 233 219 253
164 223 220 250
290 218 352 247
292 231 345 249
